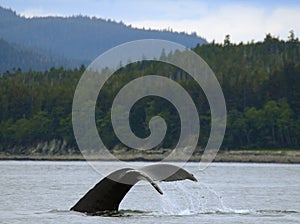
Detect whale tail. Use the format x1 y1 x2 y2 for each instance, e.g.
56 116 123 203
70 164 197 214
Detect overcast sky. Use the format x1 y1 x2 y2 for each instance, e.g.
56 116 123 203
1 0 299 43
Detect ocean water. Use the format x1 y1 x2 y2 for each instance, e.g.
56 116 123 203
0 161 299 224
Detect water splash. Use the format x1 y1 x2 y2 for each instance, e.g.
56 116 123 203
156 182 299 218
198 182 229 212
157 181 249 216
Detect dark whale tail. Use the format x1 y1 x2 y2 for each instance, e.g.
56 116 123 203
70 164 197 214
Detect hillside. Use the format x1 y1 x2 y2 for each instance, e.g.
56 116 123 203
0 38 76 73
0 36 299 157
0 7 206 66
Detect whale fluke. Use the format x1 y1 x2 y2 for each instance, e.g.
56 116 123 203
70 164 197 214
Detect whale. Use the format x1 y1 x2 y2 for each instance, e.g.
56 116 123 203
70 164 197 214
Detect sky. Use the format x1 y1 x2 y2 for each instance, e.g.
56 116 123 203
1 0 300 43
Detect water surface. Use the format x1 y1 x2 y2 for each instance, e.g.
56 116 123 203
1 161 299 223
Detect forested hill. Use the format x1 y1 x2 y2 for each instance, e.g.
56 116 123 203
0 7 206 64
0 38 76 73
0 35 300 156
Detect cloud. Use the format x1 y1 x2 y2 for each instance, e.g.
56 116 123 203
265 7 300 37
127 3 300 43
20 8 64 17
14 0 207 21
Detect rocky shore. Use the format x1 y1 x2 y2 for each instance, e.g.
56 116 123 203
1 148 299 163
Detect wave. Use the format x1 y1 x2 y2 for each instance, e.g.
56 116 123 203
48 208 299 217
155 209 299 217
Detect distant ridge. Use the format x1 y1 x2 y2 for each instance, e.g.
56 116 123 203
0 7 206 71
0 38 76 73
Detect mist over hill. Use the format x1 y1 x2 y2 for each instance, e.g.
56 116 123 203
0 38 77 73
0 7 206 72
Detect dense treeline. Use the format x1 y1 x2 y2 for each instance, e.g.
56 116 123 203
0 66 83 154
195 33 300 149
0 34 300 155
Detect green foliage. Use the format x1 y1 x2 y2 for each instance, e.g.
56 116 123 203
1 35 300 155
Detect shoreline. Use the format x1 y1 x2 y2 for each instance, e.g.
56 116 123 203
0 150 299 164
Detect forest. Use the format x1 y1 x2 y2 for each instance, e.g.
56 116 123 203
0 33 299 155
